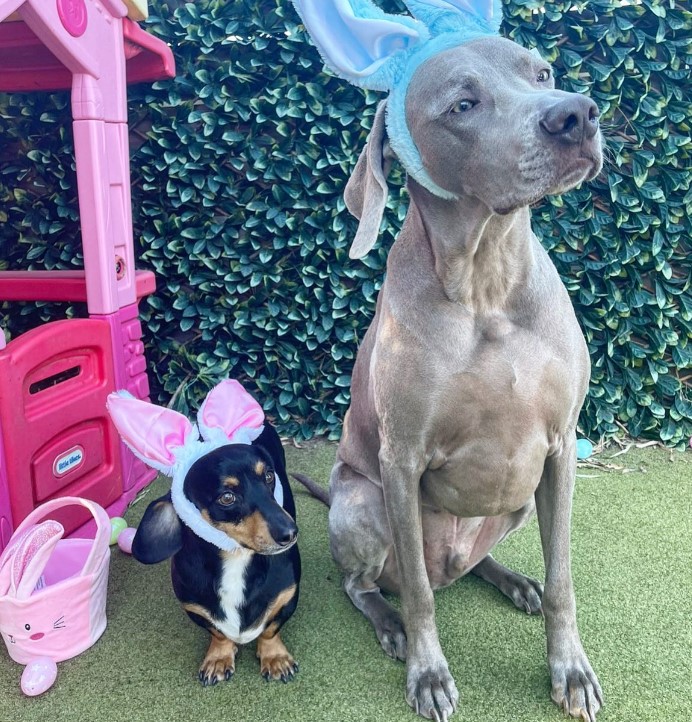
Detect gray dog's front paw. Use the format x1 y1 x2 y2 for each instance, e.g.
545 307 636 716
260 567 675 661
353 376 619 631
550 653 603 722
406 663 459 721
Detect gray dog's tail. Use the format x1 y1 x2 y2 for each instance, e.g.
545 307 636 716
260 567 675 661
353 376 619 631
291 473 330 507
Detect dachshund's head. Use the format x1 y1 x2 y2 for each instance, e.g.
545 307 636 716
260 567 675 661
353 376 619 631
132 444 297 563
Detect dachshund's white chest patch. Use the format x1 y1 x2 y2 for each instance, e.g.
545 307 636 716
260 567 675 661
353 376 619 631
215 550 261 645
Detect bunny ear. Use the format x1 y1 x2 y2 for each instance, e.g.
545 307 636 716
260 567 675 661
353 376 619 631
12 521 64 599
197 380 265 445
291 0 428 91
403 0 502 33
106 392 195 473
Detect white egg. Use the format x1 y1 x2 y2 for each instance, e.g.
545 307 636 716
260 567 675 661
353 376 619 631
21 657 58 696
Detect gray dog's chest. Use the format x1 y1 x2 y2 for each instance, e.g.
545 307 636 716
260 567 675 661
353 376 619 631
426 330 572 515
376 286 584 517
400 294 579 417
450 314 575 411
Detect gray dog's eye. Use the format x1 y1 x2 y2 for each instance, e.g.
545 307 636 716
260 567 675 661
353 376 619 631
451 99 475 113
537 69 551 82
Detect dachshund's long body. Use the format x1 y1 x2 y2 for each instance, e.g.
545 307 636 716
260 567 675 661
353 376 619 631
133 425 301 685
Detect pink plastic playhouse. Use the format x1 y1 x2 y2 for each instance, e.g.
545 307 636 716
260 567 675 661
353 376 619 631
0 0 175 551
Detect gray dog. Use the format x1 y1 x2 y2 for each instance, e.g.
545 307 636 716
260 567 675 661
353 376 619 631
292 1 604 720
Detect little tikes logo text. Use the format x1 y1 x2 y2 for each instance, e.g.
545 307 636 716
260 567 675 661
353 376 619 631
53 446 84 476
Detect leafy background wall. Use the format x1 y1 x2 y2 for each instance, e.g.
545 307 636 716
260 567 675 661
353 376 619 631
0 0 690 444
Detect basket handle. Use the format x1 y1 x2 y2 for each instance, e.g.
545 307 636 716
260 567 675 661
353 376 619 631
8 497 111 576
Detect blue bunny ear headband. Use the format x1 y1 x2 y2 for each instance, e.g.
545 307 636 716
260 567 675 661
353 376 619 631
291 0 503 200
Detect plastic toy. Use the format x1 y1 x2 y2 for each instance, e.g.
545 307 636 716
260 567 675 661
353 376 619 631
116 527 136 554
0 496 111 696
109 517 128 545
0 0 175 554
21 656 58 697
576 438 593 460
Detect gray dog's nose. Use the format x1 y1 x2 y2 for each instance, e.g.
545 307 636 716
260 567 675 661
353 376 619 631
539 95 600 145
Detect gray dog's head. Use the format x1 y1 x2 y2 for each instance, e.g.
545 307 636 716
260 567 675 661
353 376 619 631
406 36 602 214
345 37 602 256
292 0 602 257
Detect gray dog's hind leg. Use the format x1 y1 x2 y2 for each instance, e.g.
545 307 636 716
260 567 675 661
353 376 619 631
328 462 408 661
470 555 543 614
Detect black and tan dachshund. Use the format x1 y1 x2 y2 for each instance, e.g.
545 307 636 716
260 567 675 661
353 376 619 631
132 424 300 686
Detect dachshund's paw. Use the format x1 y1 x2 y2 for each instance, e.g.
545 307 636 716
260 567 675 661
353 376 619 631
406 661 459 721
198 636 237 687
257 633 298 683
198 654 236 687
260 653 299 683
550 652 603 721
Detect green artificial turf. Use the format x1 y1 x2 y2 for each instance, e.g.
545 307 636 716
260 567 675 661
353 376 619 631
1 444 690 722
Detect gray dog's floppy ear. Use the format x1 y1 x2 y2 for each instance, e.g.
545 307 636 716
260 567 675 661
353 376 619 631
345 101 393 260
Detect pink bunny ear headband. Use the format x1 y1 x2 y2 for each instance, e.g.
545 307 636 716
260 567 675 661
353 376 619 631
107 380 283 552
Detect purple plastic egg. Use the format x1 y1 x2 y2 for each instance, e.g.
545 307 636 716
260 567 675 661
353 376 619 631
117 527 137 554
21 657 58 697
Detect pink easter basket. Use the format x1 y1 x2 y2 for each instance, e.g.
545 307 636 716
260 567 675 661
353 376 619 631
0 497 111 665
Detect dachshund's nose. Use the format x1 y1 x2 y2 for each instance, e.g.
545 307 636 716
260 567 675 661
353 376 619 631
276 528 297 547
540 95 599 145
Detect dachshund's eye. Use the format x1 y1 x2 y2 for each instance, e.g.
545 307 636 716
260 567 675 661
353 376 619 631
537 68 551 82
451 99 476 113
265 470 275 485
218 492 236 506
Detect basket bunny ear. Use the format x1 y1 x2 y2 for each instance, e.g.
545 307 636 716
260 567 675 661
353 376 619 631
197 379 265 446
106 392 195 474
11 521 65 600
0 521 64 599
291 0 428 91
403 0 502 32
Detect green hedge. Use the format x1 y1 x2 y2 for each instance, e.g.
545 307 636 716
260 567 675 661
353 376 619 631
0 0 690 445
